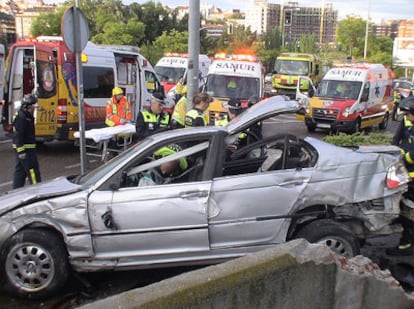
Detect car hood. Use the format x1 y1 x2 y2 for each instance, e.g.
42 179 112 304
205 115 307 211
0 177 82 215
226 96 299 134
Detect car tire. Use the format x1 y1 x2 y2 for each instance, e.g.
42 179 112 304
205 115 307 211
306 124 316 133
350 118 361 134
295 219 360 258
0 228 69 299
379 113 389 130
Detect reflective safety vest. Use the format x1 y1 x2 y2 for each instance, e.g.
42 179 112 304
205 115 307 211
214 114 229 127
402 116 414 178
172 96 188 127
105 96 132 126
185 109 207 127
142 110 170 130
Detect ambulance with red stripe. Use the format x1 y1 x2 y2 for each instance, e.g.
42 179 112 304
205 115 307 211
296 62 394 133
203 53 264 125
154 53 211 94
2 36 172 142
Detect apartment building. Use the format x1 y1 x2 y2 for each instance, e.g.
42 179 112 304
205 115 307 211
244 0 337 44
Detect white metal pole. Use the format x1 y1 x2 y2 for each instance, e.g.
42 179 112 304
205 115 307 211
363 0 371 60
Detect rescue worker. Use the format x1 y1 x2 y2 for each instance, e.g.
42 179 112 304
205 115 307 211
135 92 171 140
171 85 188 129
224 98 248 152
226 77 239 98
185 92 213 127
138 143 188 186
174 76 184 102
247 95 263 140
105 87 132 126
12 94 42 189
389 96 414 255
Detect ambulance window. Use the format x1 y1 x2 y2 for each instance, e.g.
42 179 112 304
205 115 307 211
361 83 370 102
145 71 162 93
83 67 114 98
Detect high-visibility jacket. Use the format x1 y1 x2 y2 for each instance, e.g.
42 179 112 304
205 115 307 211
402 117 414 178
135 110 170 140
185 108 207 127
105 96 132 126
171 96 187 128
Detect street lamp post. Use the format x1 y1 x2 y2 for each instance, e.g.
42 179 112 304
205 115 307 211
363 0 371 60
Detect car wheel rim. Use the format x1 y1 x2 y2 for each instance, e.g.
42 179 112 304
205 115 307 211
5 242 55 292
316 237 353 258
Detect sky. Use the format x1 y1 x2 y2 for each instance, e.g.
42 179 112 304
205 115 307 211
131 0 414 24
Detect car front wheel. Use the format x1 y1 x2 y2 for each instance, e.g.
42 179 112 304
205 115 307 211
295 219 360 258
0 228 69 299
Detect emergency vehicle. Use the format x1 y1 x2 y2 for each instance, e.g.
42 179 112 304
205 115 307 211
203 53 264 125
154 53 211 94
272 53 321 99
2 36 172 142
296 62 394 133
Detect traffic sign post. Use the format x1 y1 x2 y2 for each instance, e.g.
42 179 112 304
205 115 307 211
62 6 89 174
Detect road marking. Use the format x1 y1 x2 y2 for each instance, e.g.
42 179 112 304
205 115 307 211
0 181 12 188
65 163 81 169
265 115 302 124
65 159 98 169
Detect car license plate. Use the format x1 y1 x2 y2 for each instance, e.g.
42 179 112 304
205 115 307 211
317 123 331 129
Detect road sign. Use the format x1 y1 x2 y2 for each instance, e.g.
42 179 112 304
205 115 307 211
61 6 89 53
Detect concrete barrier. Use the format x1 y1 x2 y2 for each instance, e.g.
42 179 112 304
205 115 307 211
80 239 414 309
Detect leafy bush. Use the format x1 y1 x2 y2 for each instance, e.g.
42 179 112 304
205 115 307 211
322 132 393 147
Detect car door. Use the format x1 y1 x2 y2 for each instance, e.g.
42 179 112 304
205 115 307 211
87 137 214 262
208 134 314 249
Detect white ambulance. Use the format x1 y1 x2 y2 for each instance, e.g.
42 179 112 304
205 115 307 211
296 62 394 133
2 37 172 142
154 53 211 95
204 53 264 124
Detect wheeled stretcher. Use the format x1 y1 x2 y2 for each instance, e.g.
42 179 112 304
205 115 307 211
74 124 136 161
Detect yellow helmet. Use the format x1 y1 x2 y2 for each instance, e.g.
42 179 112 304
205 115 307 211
112 87 123 96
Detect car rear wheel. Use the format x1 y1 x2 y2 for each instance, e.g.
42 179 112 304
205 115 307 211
0 228 69 299
295 219 360 258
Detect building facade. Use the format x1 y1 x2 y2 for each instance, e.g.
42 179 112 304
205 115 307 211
244 0 337 44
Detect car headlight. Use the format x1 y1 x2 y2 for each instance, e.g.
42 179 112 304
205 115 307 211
342 107 350 117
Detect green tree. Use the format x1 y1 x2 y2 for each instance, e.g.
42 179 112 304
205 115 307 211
92 18 145 45
255 27 282 72
297 34 318 54
153 29 189 53
337 17 367 59
31 6 66 37
129 1 173 45
367 36 393 66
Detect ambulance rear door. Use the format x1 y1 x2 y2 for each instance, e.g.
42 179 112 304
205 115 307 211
33 43 59 139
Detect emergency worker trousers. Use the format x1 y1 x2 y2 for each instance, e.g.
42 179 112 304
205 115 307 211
13 148 42 189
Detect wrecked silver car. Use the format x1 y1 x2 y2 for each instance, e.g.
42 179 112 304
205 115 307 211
0 96 410 299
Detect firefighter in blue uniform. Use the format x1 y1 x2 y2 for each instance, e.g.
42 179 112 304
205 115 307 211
12 94 42 189
390 96 414 255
